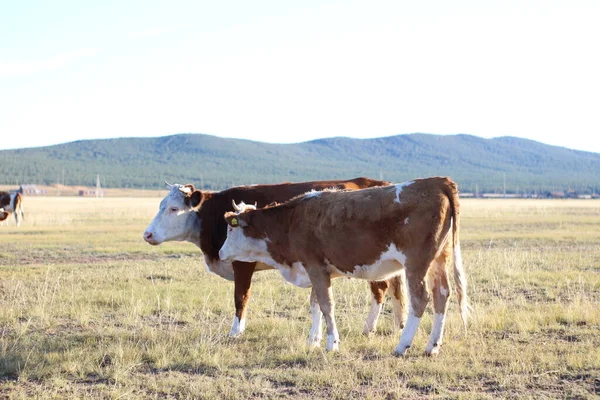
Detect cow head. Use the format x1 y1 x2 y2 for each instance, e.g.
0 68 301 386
143 182 203 245
219 206 268 263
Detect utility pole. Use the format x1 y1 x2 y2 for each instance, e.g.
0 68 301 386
96 174 102 198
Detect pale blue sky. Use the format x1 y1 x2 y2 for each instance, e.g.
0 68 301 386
1 0 599 153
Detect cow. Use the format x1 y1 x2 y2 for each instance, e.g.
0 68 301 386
0 191 24 226
219 177 468 356
143 178 407 339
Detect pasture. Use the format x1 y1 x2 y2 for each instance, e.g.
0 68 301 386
1 196 599 399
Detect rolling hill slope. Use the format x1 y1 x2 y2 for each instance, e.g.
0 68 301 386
1 133 598 194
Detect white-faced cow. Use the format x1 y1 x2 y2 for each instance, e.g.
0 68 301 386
143 178 406 338
219 177 468 355
0 191 24 226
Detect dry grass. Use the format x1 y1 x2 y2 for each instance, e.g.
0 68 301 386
1 197 599 399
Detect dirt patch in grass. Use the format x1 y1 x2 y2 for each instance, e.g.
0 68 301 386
0 247 199 266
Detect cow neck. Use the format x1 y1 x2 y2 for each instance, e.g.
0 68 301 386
196 191 226 261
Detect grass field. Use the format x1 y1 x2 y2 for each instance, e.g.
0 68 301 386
1 197 599 399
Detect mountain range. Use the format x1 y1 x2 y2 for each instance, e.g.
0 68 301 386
1 133 598 194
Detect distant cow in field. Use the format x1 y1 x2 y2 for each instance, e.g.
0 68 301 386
143 178 407 339
219 177 468 355
0 191 24 226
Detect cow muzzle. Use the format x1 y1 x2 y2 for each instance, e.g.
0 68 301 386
143 231 159 245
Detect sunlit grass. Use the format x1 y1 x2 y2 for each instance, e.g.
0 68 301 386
1 198 599 398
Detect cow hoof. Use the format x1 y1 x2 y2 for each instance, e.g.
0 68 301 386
425 342 441 356
394 344 410 357
326 336 340 352
307 337 322 348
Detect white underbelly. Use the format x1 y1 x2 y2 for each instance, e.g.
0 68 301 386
204 258 275 281
329 243 407 281
273 261 312 288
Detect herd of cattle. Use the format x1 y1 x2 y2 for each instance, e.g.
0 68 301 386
143 176 469 356
2 177 468 356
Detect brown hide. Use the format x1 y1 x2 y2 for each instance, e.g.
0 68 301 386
196 177 391 263
230 177 458 275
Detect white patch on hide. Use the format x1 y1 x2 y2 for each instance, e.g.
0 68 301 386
219 229 311 288
394 180 414 204
330 243 406 282
204 256 235 281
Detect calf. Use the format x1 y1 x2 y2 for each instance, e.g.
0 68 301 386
219 177 468 355
143 178 406 338
0 191 24 226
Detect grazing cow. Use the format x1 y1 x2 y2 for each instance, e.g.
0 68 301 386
143 178 406 338
0 191 24 226
219 177 468 355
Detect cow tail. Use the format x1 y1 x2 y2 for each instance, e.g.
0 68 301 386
444 179 469 328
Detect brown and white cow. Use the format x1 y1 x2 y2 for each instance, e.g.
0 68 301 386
143 178 406 338
0 191 24 226
219 177 468 355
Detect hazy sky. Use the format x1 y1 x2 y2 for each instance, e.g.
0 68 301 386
1 0 599 153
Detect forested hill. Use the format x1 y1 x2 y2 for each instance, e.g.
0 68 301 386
1 133 599 194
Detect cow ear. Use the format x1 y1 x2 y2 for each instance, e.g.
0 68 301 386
184 184 196 193
190 190 203 208
224 211 247 227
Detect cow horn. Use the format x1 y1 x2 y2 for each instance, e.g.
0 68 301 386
232 200 242 212
164 180 173 188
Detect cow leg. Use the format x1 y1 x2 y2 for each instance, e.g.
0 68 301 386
307 269 339 351
229 261 256 337
395 266 430 356
389 271 408 331
307 287 323 347
363 280 388 335
425 249 452 355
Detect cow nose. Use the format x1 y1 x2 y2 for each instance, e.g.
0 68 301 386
143 231 153 241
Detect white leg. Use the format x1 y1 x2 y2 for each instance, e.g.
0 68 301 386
363 297 383 335
307 288 323 347
425 313 446 355
228 316 246 337
394 310 421 356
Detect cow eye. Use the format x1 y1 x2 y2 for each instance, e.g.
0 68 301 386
170 207 178 213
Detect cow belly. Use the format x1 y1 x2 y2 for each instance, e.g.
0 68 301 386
255 262 274 272
350 259 404 281
274 262 312 288
204 258 274 281
329 243 407 281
